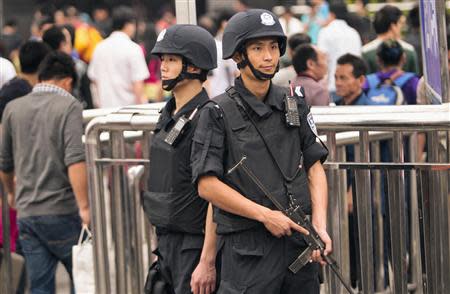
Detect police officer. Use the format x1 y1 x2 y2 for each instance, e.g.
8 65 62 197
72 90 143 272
191 9 331 294
142 24 218 294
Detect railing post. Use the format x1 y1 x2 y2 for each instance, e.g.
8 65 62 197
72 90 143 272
1 185 12 294
325 131 349 294
110 131 128 294
86 122 111 294
387 131 408 294
370 140 385 292
408 133 424 294
355 130 374 293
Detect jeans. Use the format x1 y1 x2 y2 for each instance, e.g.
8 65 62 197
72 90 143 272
17 213 81 294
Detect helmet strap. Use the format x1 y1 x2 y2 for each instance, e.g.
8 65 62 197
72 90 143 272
162 60 207 91
238 50 279 81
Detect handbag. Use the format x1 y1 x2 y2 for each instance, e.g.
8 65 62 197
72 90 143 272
72 225 95 294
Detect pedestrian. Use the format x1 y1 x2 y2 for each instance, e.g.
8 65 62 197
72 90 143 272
141 24 219 294
88 5 149 108
292 44 330 106
362 5 419 74
0 51 90 293
317 3 362 92
191 9 331 294
334 53 368 106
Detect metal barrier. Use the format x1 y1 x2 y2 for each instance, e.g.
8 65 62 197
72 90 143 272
2 103 449 293
314 104 450 294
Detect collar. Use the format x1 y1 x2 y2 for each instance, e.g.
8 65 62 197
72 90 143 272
156 88 209 130
329 19 348 28
297 72 319 82
336 91 367 106
233 77 285 118
32 83 73 98
110 31 131 40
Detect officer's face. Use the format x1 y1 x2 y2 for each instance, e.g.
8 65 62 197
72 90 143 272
245 38 280 76
335 63 364 101
160 54 183 81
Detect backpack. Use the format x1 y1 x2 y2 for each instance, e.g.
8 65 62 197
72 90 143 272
365 71 415 105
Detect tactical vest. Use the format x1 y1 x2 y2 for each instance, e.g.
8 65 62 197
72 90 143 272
212 89 312 234
142 108 208 234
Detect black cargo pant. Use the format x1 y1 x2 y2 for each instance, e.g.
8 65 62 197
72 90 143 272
156 230 204 294
217 227 320 294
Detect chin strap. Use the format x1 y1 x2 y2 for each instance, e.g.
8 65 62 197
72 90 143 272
162 60 208 91
236 50 280 81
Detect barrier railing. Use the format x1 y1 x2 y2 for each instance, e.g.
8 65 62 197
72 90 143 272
2 103 449 294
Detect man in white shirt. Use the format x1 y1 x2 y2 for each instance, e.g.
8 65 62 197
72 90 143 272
207 9 238 98
88 6 149 108
279 5 304 37
0 57 17 89
317 3 362 92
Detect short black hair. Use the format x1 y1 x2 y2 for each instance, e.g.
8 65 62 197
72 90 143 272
376 39 404 66
42 26 66 51
4 19 18 28
63 24 76 47
408 5 420 29
288 33 311 51
93 2 110 12
337 53 367 78
38 51 77 86
292 44 317 74
329 3 348 21
373 5 403 35
38 16 55 31
19 41 51 74
215 8 234 28
112 6 136 31
447 33 450 51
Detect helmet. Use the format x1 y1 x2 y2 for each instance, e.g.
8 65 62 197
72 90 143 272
222 9 287 60
152 24 217 71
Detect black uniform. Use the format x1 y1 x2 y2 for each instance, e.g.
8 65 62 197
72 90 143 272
191 77 328 294
142 90 209 294
142 23 218 294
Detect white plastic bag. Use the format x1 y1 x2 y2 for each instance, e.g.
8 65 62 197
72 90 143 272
72 225 95 294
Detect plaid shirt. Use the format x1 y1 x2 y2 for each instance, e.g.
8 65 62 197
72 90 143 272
32 83 74 98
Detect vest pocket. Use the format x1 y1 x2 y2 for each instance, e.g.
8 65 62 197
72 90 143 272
141 190 207 233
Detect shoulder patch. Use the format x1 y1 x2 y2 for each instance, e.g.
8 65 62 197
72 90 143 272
307 112 318 136
294 86 304 98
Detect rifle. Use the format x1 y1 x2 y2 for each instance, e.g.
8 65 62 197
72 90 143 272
227 156 354 294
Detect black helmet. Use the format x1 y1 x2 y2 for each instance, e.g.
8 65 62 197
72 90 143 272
222 9 287 60
152 24 217 71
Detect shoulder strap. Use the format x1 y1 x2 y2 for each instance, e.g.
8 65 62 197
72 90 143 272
393 72 415 88
224 87 302 182
213 90 248 130
366 74 381 88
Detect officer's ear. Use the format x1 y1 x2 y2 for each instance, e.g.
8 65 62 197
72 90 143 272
187 64 201 74
232 51 243 64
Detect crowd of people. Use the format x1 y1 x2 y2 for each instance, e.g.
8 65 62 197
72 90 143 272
0 0 449 293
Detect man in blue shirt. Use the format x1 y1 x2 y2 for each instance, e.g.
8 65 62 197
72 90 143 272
334 53 368 106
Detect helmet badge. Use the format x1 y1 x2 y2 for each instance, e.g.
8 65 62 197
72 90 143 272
157 29 166 42
260 12 275 26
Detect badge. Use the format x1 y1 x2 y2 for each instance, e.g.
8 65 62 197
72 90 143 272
295 86 304 98
157 29 166 42
260 13 275 26
307 112 318 136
